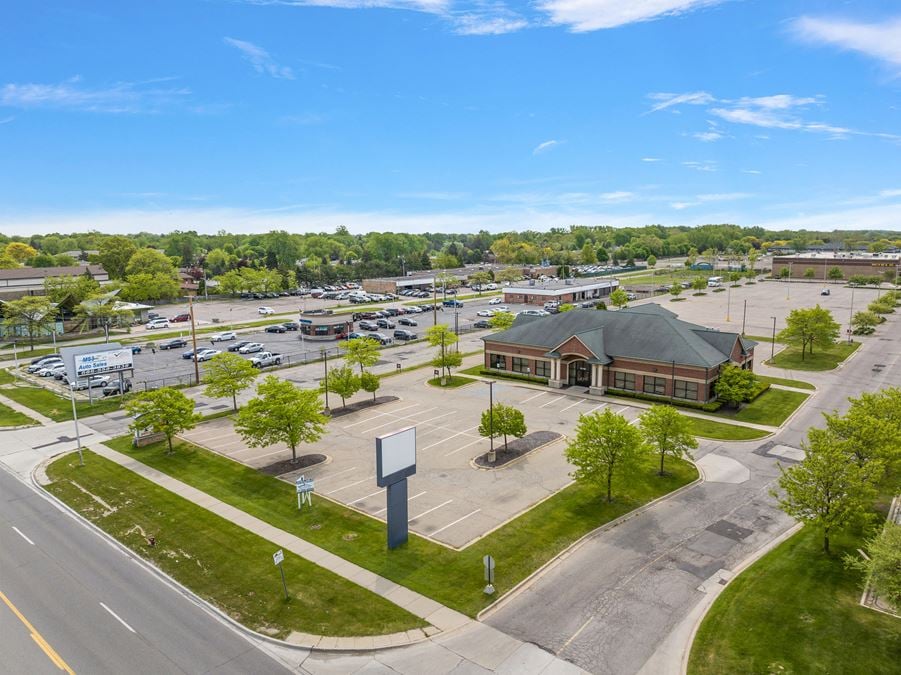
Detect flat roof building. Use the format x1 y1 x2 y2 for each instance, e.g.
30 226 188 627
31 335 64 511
0 265 109 300
482 304 755 399
503 278 619 306
772 253 900 281
298 310 354 341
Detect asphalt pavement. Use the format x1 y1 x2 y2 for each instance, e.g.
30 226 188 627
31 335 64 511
0 468 292 675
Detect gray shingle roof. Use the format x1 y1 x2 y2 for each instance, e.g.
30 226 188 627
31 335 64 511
484 304 750 368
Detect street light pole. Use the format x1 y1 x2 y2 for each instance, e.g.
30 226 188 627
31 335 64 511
848 286 855 344
741 299 747 335
786 262 793 300
321 349 330 413
487 380 496 464
188 294 200 386
770 316 777 361
726 283 732 322
69 382 84 466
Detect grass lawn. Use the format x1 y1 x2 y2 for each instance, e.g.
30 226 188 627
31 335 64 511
106 435 697 617
767 341 860 371
46 451 424 638
2 385 124 421
0 368 15 385
683 416 769 441
0 401 36 426
757 375 816 391
689 517 901 674
716 388 809 427
744 334 774 343
427 375 475 388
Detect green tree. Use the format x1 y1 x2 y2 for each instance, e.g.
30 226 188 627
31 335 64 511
203 351 259 411
434 252 460 269
323 365 360 407
121 272 181 302
691 276 707 295
98 236 138 279
2 296 57 350
478 402 527 451
715 363 759 408
235 376 328 464
844 523 901 609
215 269 244 296
43 274 100 305
803 267 815 279
74 295 133 342
468 271 492 293
343 337 380 374
779 267 790 279
0 254 19 269
774 428 877 554
125 387 201 455
638 405 698 475
360 370 380 401
827 266 844 280
646 254 657 268
851 310 879 335
558 303 575 312
565 409 647 502
610 288 629 309
825 388 901 472
125 248 177 277
426 324 461 380
669 282 683 299
581 242 597 264
4 242 38 263
494 268 520 284
489 311 515 331
777 305 841 360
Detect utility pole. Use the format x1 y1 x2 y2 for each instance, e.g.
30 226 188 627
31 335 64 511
321 349 330 413
848 287 855 344
726 283 732 322
741 299 747 335
770 316 777 361
487 380 496 464
188 294 200 385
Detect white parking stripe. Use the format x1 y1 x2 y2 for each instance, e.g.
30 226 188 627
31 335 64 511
585 403 607 415
429 509 482 536
348 489 384 505
540 396 563 408
443 437 486 457
326 476 375 495
12 527 34 546
409 500 453 522
421 426 478 451
342 403 421 429
374 491 425 515
100 603 136 633
358 407 441 434
308 466 357 483
560 399 585 413
520 391 546 404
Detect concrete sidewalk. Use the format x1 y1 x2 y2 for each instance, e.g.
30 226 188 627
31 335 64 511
86 443 585 673
0 389 53 425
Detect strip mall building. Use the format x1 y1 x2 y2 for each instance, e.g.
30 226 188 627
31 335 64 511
482 304 755 401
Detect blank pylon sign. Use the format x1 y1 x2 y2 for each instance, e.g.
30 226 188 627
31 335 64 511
376 426 417 550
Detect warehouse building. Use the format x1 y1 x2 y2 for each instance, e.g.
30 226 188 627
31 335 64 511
503 278 619 306
772 253 900 281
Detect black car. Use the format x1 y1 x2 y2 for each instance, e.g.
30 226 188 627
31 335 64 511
131 345 142 354
265 324 287 333
474 319 491 329
359 320 379 331
376 318 396 329
393 329 417 341
159 338 188 350
282 322 299 331
398 317 418 326
228 341 252 352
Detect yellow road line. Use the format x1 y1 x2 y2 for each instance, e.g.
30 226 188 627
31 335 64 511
1 589 75 674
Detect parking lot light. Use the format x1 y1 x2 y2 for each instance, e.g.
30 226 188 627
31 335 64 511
486 379 496 464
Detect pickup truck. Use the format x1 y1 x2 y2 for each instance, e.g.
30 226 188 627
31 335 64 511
249 351 282 368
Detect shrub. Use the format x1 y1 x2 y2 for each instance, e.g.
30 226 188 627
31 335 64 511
476 369 549 385
605 388 723 412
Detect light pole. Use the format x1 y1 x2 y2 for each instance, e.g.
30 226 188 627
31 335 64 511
770 316 777 361
726 283 732 322
69 382 84 466
321 349 330 413
486 380 496 464
786 262 793 300
188 294 200 386
848 286 855 344
741 299 747 335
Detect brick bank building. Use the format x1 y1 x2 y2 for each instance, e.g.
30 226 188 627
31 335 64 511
482 304 756 402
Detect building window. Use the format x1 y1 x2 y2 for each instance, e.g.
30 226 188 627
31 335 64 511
511 357 528 374
614 371 635 391
534 360 550 378
491 354 506 370
315 325 329 336
643 376 666 395
674 380 698 400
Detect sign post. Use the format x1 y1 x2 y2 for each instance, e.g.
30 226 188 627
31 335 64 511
483 554 495 595
376 426 417 550
273 549 289 600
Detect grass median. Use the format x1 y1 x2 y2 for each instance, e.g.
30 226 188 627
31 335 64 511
757 374 815 391
106 435 697 617
427 375 476 388
715 388 809 427
1 385 123 421
0 401 36 426
46 451 424 638
767 341 860 371
683 416 768 441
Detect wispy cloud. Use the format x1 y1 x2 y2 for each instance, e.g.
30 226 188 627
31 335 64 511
670 192 752 210
742 169 762 175
533 139 560 155
647 91 715 113
279 113 325 125
224 37 295 79
682 160 718 172
879 188 901 198
641 157 663 162
0 116 14 124
0 76 190 113
538 0 727 33
792 16 901 71
396 191 469 200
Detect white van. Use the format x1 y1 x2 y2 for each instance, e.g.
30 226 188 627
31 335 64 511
707 276 723 288
146 318 170 329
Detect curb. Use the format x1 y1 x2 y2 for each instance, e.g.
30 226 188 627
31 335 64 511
28 450 437 655
477 461 704 622
468 433 565 471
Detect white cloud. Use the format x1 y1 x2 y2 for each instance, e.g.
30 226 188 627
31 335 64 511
599 191 634 203
0 77 190 113
538 0 726 33
792 16 901 70
879 188 901 198
734 94 819 110
641 157 662 162
647 91 714 113
692 130 724 142
0 116 14 124
670 192 752 209
452 4 529 35
533 139 560 155
682 160 717 172
279 113 325 125
223 37 295 79
742 169 762 175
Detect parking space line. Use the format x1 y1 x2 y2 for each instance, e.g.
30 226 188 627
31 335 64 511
326 476 375 495
560 399 585 413
443 437 486 457
308 466 357 483
614 406 630 415
374 491 425 515
361 409 456 434
520 391 547 404
348 489 384 505
430 509 482 536
420 426 478 451
540 396 563 408
342 403 421 429
585 403 607 415
358 407 440 434
409 499 453 523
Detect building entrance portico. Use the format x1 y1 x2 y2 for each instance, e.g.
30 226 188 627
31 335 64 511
566 358 592 387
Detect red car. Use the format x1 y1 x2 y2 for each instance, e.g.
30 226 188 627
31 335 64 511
170 313 191 322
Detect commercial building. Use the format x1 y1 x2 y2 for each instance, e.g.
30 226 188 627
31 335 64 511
482 304 755 400
298 310 353 341
0 265 109 300
362 264 560 295
772 253 900 281
503 278 619 306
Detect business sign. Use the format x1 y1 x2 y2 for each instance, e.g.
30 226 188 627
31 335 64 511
75 348 134 378
273 549 284 566
376 426 416 487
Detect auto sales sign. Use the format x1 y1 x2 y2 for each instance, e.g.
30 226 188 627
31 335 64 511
75 349 134 378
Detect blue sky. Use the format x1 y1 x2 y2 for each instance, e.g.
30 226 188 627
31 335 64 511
1 0 900 235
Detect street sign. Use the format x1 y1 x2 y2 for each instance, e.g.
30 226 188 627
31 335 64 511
273 549 284 566
483 554 495 594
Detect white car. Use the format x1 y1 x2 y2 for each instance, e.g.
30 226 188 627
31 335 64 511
238 342 264 354
476 309 496 317
196 349 221 362
258 307 275 316
488 297 503 305
495 305 510 312
518 309 550 317
405 306 423 313
146 318 170 330
210 331 237 342
38 364 66 377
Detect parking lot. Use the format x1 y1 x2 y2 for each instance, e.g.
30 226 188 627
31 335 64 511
181 361 643 548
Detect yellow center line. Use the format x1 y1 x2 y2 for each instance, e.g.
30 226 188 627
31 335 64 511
1 589 75 674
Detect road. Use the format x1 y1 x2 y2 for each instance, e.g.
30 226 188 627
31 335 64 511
0 469 292 675
485 313 901 674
